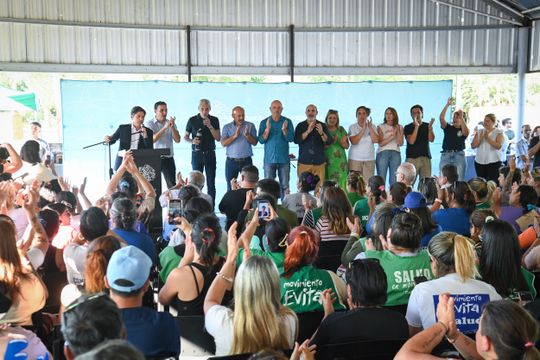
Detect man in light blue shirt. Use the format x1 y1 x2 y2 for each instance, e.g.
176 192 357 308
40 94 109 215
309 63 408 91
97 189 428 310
258 100 294 199
221 106 258 191
144 101 181 188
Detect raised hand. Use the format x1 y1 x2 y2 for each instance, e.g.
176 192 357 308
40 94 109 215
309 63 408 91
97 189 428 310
307 121 316 133
140 126 148 138
346 216 361 234
429 117 435 129
315 123 323 135
281 119 288 133
446 97 454 106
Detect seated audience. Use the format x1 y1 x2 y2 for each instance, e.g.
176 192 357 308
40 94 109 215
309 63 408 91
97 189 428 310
159 195 214 282
110 198 156 264
315 186 353 242
0 187 48 326
342 202 397 264
282 171 318 222
468 177 494 209
61 292 124 360
73 339 145 360
205 240 297 355
397 297 540 359
361 175 387 235
493 184 538 232
280 226 346 313
469 208 497 246
432 181 475 236
159 214 228 315
478 219 535 299
237 216 289 273
357 212 432 308
311 258 408 347
106 246 180 358
418 177 437 206
404 192 441 247
219 164 259 231
345 171 366 208
302 180 337 228
256 178 298 228
63 207 111 287
387 181 409 207
406 232 501 335
395 162 416 189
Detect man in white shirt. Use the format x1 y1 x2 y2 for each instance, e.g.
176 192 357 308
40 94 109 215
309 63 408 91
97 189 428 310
145 101 181 189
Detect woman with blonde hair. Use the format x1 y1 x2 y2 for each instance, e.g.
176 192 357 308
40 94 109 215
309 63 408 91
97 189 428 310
204 223 298 356
471 113 505 183
406 232 501 336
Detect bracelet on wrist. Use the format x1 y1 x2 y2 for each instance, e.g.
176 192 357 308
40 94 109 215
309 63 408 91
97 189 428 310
350 232 360 239
437 321 448 333
216 272 233 283
446 331 460 344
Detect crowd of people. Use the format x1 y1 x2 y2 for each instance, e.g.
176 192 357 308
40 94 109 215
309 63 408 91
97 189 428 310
1 96 540 359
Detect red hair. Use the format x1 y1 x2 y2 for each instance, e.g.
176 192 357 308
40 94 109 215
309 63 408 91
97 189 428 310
283 226 319 278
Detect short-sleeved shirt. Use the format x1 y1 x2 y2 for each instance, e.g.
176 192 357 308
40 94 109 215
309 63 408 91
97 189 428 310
442 124 467 151
294 120 333 165
145 117 176 157
185 114 220 152
221 121 257 158
363 249 433 306
516 138 530 169
432 208 471 236
258 116 295 164
348 123 375 161
404 122 431 159
406 273 501 333
122 307 180 358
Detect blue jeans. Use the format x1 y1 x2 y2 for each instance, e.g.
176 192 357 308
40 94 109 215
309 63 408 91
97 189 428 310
225 157 253 191
192 150 216 206
440 151 466 181
376 150 401 186
264 162 291 200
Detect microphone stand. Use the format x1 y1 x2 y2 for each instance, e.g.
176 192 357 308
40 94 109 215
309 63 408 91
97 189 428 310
83 140 114 179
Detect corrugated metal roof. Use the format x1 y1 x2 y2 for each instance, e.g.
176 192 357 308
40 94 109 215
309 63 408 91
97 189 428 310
0 0 530 74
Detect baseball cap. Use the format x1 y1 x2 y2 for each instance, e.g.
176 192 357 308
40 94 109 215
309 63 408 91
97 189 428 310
106 246 152 293
404 191 427 209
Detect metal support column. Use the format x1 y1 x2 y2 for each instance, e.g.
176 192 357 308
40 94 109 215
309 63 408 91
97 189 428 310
516 26 529 140
289 25 295 82
187 25 192 82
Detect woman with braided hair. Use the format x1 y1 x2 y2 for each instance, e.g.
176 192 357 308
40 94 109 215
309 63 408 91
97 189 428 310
159 213 230 315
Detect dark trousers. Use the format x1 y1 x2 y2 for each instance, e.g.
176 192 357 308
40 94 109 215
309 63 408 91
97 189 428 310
474 161 501 184
225 157 253 191
192 150 216 206
161 157 176 189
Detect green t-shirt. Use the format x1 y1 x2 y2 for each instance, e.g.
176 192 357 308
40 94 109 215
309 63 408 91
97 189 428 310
353 197 370 228
159 246 182 283
365 249 433 306
475 202 491 209
237 248 285 274
347 192 362 207
280 265 345 313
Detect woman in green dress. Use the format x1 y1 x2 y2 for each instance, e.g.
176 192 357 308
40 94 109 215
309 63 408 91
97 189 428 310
324 109 349 189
